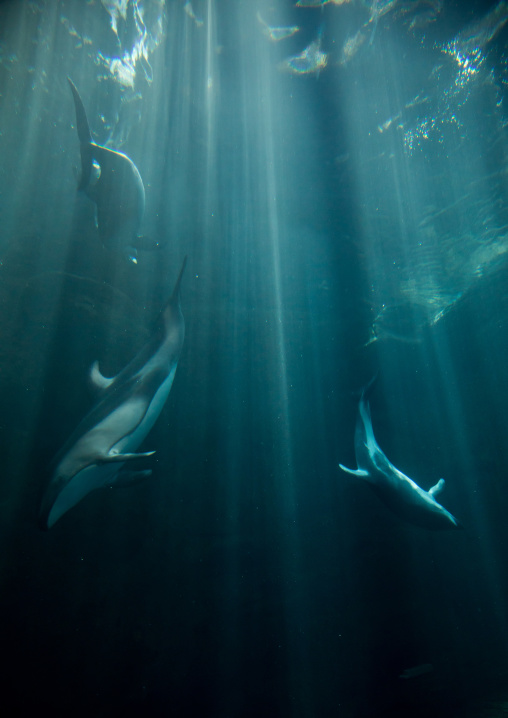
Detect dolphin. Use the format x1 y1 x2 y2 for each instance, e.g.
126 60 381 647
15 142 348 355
39 257 187 529
67 77 155 256
339 379 460 530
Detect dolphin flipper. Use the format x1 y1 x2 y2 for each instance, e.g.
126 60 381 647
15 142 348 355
99 450 156 463
339 464 369 477
90 360 115 391
428 478 445 497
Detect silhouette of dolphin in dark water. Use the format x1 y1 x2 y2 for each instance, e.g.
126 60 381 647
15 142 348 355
339 378 461 530
39 257 187 529
68 77 156 256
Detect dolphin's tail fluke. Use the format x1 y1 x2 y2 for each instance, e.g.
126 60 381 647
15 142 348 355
67 77 93 191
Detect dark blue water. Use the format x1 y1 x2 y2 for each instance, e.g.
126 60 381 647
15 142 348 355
1 0 508 715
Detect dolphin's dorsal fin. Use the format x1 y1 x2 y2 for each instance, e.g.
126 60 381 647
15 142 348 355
67 77 92 143
428 478 445 497
68 78 94 191
90 360 114 391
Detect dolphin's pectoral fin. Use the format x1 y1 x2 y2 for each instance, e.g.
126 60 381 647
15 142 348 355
99 450 156 464
90 360 115 391
109 469 153 488
428 478 445 497
339 464 369 477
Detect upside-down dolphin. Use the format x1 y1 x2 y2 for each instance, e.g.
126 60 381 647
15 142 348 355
339 379 460 530
68 77 155 256
39 257 187 529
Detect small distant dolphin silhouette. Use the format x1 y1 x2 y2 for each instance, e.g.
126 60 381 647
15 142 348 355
339 379 460 530
39 258 187 529
68 77 155 255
